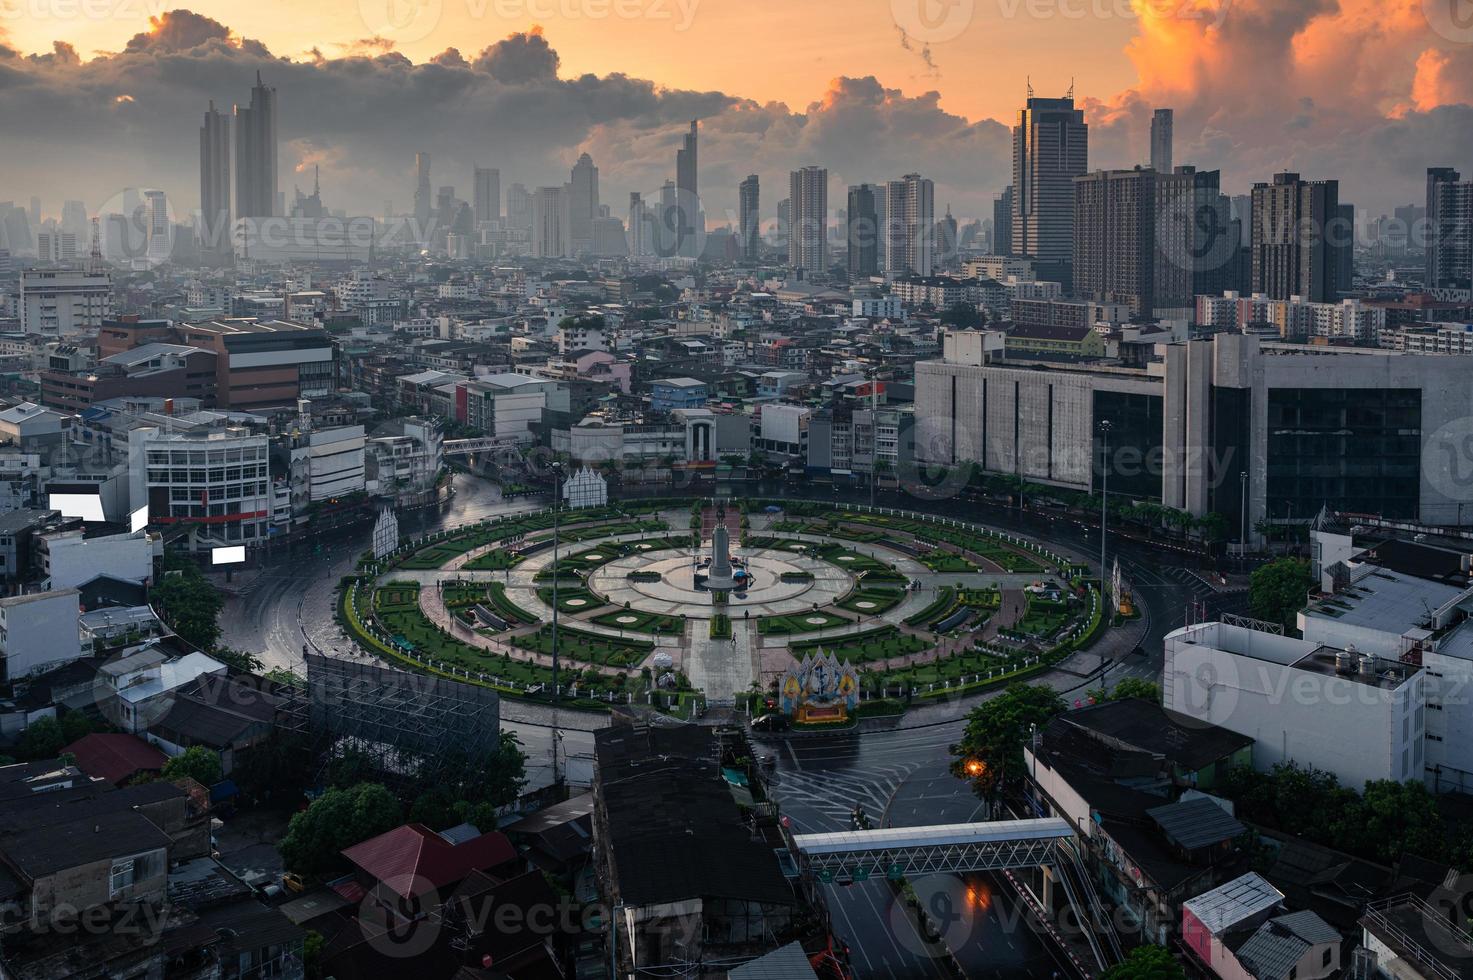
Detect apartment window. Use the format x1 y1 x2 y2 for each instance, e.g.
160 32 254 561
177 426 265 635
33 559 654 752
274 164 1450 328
1322 949 1332 968
110 858 136 896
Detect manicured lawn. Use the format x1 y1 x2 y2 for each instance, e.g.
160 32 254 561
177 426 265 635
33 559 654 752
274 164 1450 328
904 588 956 627
710 614 732 639
920 552 977 573
537 586 603 614
589 609 685 634
790 625 930 664
758 611 849 635
511 625 653 668
486 583 538 625
463 549 524 571
837 588 903 615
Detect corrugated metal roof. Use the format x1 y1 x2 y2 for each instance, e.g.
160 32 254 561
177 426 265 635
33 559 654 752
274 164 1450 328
1183 872 1283 935
793 818 1072 855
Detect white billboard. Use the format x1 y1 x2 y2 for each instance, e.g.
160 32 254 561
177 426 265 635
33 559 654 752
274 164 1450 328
48 492 105 522
130 504 149 534
211 545 246 565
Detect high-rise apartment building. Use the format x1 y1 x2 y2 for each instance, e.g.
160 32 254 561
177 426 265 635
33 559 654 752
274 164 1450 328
568 153 599 254
473 166 500 225
1154 166 1234 312
199 101 231 263
739 175 760 262
1251 172 1341 302
846 184 881 279
233 72 278 219
1426 168 1472 288
1073 168 1156 315
1012 92 1088 278
1150 108 1173 174
628 192 649 257
788 167 827 273
992 187 1013 256
884 173 935 278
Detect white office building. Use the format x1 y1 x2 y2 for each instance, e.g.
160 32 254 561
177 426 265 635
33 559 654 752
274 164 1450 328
128 426 272 551
19 267 112 335
1164 620 1425 791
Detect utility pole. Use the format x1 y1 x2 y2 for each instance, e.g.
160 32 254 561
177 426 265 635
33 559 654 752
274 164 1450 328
1239 469 1248 571
869 368 878 508
1099 419 1112 608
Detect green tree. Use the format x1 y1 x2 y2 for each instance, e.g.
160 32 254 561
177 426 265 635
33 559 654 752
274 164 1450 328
939 302 984 329
151 558 225 650
279 783 403 876
212 646 263 673
1249 558 1313 630
951 683 1065 798
1103 944 1186 980
1088 677 1161 704
59 711 95 743
17 717 65 760
161 746 223 786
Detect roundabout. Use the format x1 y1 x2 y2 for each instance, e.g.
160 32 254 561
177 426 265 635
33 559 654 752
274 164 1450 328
339 497 1113 720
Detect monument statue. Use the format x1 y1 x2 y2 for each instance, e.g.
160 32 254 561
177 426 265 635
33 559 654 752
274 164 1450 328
710 523 734 583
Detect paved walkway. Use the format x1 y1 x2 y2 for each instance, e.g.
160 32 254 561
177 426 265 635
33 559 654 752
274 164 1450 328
685 616 756 704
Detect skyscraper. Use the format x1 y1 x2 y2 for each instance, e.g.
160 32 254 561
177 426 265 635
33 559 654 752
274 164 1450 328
991 187 1013 256
532 186 569 258
199 100 231 263
884 173 935 277
233 72 278 219
846 183 880 279
1251 172 1341 302
568 153 599 255
1011 91 1088 279
473 166 500 224
1150 108 1173 174
675 120 701 257
739 175 760 262
788 167 828 273
1426 168 1472 288
1073 168 1156 315
414 152 432 227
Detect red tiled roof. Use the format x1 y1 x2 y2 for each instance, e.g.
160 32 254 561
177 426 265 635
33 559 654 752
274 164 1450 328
342 823 517 899
62 732 167 785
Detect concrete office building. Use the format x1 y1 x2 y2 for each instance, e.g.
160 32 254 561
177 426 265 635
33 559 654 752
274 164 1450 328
532 186 570 259
128 426 272 550
915 331 1473 540
1149 108 1173 174
568 153 599 254
1012 93 1088 280
991 186 1013 256
172 319 335 410
473 166 500 225
19 267 112 335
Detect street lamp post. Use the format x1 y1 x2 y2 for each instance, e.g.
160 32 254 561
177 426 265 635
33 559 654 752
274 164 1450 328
1098 420 1112 610
1239 469 1248 570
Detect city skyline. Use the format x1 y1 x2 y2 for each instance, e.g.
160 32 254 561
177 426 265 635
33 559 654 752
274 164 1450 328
4 3 1473 224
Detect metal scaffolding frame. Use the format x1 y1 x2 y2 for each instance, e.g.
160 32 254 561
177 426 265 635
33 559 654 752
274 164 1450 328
792 818 1074 880
281 653 503 789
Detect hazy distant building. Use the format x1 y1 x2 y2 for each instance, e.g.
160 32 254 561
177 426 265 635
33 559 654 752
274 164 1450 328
846 183 881 279
473 166 500 225
1154 166 1234 313
628 192 650 258
788 166 827 273
1012 92 1088 281
233 72 278 219
885 173 935 278
591 216 627 257
1251 172 1341 302
507 183 533 232
533 186 570 258
568 153 599 254
1426 168 1473 288
739 175 760 262
413 152 432 228
675 120 701 258
991 187 1013 256
1150 108 1173 174
199 101 231 264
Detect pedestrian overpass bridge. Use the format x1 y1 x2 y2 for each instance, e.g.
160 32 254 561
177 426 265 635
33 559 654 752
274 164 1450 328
791 817 1074 880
